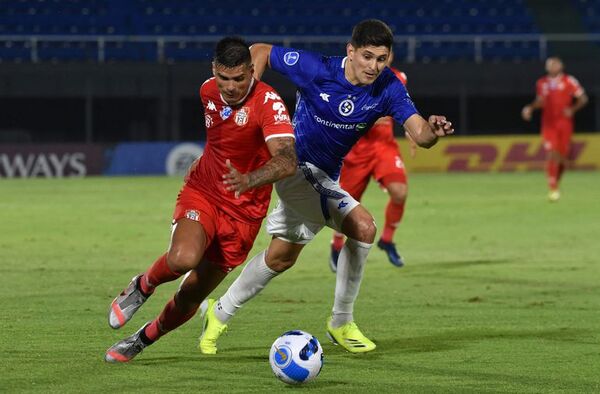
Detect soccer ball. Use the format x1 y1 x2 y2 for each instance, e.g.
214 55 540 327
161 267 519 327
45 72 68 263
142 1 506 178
269 330 324 385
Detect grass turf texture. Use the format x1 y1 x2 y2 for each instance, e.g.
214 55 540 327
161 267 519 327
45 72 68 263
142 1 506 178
1 172 599 393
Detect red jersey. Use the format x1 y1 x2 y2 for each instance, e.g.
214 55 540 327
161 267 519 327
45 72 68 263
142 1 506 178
187 78 294 223
536 73 584 128
348 68 407 157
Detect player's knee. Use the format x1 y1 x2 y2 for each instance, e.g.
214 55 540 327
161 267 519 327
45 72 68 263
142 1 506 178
354 217 377 244
390 191 407 205
265 255 297 273
174 290 202 313
167 246 201 274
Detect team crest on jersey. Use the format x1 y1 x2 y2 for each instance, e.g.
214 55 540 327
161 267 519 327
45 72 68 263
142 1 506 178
220 106 232 120
235 107 250 126
185 210 200 221
205 114 213 128
283 51 300 66
338 99 354 116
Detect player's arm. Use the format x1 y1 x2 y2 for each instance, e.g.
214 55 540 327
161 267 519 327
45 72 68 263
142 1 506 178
521 95 544 121
249 43 273 81
223 137 297 198
565 92 588 118
402 114 454 149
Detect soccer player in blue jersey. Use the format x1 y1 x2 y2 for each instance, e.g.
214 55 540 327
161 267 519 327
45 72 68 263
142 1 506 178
198 19 454 354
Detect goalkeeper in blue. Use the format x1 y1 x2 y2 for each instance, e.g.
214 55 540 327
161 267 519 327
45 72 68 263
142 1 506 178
199 19 454 354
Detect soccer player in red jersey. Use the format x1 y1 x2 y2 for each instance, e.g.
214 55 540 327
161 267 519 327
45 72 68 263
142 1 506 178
104 37 297 363
521 57 588 201
330 58 415 270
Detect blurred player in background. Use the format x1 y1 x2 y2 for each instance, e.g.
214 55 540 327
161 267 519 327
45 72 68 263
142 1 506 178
521 57 588 202
198 19 453 355
330 51 416 271
104 37 297 363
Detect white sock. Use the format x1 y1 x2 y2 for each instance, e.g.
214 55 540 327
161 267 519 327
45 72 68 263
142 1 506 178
214 250 278 323
331 238 372 328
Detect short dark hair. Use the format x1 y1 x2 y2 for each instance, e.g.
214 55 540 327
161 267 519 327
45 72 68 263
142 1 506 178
214 37 251 68
351 19 393 49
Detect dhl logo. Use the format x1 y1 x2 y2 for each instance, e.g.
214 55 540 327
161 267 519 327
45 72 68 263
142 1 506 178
399 134 600 173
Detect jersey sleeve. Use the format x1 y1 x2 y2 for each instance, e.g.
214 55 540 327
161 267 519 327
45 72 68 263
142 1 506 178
255 86 295 142
536 78 546 98
387 80 419 125
567 75 585 97
269 46 323 88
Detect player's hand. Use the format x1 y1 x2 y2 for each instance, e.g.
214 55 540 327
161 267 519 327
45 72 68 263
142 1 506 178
223 159 250 199
521 105 533 121
428 115 454 137
563 107 574 118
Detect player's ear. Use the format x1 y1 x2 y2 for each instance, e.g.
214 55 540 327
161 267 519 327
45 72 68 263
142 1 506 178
346 43 354 59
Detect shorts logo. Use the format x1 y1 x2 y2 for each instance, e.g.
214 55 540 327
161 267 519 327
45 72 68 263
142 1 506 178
205 114 213 128
185 210 200 221
220 106 232 120
338 99 354 117
235 107 249 126
283 51 300 66
338 200 348 209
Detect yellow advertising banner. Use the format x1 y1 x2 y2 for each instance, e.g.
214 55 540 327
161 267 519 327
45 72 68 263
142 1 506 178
397 133 600 172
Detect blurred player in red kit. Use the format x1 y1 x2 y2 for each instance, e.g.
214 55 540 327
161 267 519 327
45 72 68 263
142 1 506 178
521 57 588 202
104 36 297 363
330 52 415 270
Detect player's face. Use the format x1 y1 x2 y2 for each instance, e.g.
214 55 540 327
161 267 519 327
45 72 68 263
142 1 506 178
346 44 390 86
545 58 563 77
213 62 254 105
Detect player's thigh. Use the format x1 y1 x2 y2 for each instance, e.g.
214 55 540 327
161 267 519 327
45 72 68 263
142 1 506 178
205 215 262 274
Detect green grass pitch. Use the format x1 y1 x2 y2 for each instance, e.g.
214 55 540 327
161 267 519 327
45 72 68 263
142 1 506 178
1 172 599 393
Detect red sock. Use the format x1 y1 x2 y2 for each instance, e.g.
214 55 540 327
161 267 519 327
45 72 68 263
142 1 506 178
558 163 565 183
381 199 405 243
546 161 559 191
331 232 345 252
144 298 199 342
140 253 181 295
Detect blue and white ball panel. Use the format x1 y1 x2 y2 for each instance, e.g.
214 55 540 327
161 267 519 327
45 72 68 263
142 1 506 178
269 330 323 385
266 162 360 243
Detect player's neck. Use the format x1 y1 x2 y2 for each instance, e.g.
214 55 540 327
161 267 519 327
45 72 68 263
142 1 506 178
221 78 255 106
343 58 363 87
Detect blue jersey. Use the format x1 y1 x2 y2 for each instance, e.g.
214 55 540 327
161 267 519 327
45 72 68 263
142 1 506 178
270 46 418 179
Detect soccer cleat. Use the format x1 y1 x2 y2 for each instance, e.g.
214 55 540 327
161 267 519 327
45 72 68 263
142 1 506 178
376 239 404 267
108 274 149 329
105 324 150 363
548 190 560 202
329 244 341 273
198 299 228 355
326 318 376 353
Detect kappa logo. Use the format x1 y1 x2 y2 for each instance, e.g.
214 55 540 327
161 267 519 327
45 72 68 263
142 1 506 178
338 200 348 209
320 93 330 102
338 99 354 117
235 107 249 126
207 100 217 111
264 91 282 104
205 114 213 128
283 51 300 66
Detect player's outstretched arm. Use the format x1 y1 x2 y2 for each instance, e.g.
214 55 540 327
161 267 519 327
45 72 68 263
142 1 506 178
223 137 297 198
249 44 273 81
403 114 454 149
521 96 544 121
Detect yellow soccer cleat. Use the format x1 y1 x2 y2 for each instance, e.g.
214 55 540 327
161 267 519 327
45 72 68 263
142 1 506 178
326 318 376 353
548 190 560 202
198 299 227 355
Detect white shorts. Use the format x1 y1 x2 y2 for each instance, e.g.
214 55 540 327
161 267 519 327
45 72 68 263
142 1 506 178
266 162 360 244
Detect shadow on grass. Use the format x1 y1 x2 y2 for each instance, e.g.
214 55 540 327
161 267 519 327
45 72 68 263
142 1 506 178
412 259 515 271
375 327 590 355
